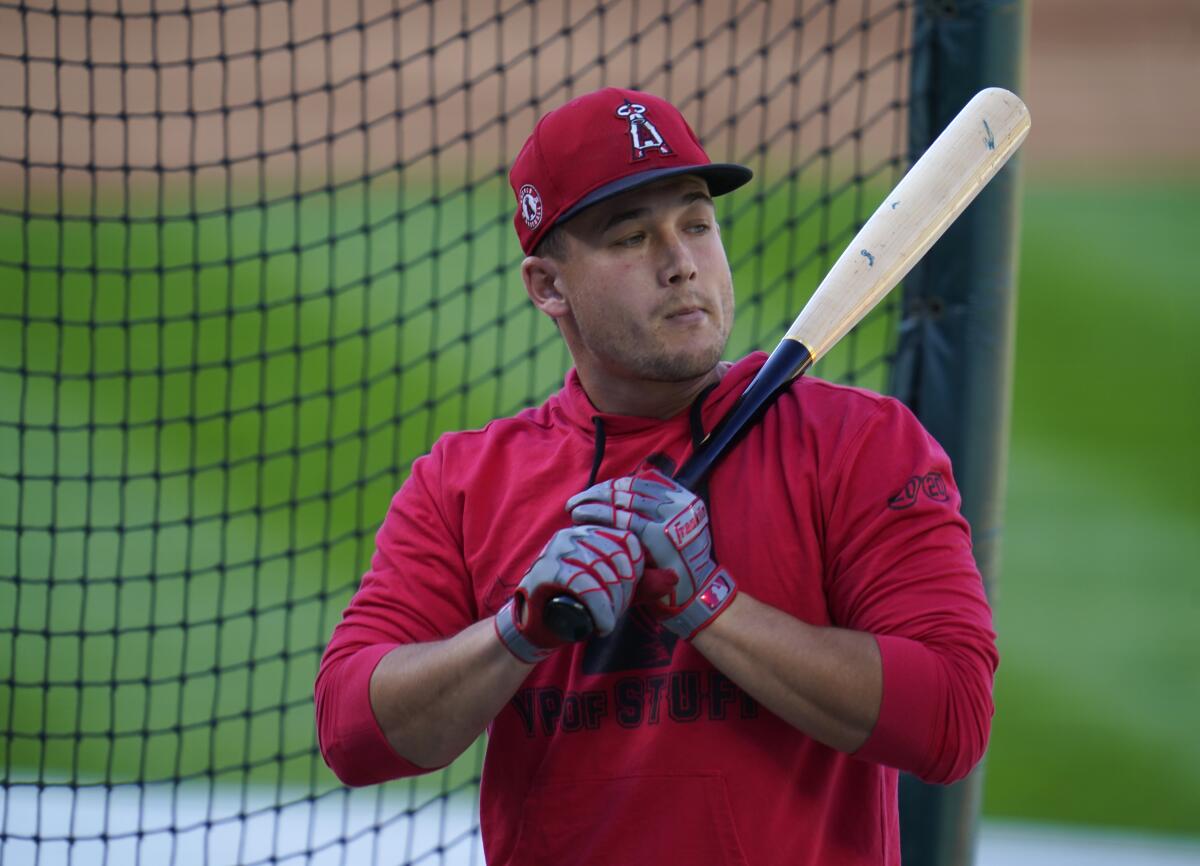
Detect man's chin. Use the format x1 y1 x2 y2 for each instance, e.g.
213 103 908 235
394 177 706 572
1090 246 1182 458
637 347 726 383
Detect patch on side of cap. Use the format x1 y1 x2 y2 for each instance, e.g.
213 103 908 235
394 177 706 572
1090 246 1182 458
616 99 672 162
518 184 543 229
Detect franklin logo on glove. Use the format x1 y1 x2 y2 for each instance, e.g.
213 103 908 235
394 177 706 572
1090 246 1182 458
665 499 707 548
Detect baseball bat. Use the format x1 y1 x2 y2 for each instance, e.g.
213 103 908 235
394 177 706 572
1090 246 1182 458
542 87 1031 644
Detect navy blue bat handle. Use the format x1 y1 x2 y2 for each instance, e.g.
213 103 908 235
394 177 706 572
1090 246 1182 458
542 596 594 643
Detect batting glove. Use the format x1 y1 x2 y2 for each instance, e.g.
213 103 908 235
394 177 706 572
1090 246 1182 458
567 469 737 639
495 525 645 664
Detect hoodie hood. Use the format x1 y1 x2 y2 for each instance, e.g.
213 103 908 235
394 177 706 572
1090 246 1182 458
548 352 770 444
538 352 772 490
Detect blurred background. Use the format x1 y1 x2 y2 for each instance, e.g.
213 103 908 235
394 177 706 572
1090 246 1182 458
981 0 1199 841
1 0 1197 862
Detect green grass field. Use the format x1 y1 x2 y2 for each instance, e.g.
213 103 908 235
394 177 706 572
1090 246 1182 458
1 174 1196 835
982 179 1200 835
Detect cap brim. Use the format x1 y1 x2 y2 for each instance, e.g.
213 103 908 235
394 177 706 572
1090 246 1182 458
557 163 753 226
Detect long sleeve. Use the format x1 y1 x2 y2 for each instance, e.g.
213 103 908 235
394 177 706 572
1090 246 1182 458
314 444 476 785
820 397 998 783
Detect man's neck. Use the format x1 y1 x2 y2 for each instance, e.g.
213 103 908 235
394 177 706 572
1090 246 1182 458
578 364 728 419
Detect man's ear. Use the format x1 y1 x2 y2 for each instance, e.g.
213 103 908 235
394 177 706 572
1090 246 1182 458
522 255 569 319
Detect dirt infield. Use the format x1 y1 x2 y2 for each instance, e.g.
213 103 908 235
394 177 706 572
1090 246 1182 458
1 0 1195 195
1025 0 1199 174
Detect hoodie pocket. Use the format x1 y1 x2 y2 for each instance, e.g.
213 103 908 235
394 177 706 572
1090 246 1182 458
510 772 749 866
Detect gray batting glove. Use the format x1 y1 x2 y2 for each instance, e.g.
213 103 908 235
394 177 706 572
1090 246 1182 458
494 525 645 664
567 469 737 639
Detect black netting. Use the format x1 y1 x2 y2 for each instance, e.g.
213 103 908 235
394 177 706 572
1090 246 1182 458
1 1 912 863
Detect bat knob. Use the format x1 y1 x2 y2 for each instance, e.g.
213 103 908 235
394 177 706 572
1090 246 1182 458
544 596 594 642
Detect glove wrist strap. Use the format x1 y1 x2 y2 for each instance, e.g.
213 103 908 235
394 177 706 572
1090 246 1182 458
660 567 738 640
494 599 554 664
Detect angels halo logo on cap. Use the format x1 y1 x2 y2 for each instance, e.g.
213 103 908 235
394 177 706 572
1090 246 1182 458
507 87 753 255
518 184 543 229
616 99 672 161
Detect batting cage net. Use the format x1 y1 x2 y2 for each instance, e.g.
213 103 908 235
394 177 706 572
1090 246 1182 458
2 1 915 863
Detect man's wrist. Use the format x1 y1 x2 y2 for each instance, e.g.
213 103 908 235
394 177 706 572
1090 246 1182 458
494 598 554 665
659 567 738 640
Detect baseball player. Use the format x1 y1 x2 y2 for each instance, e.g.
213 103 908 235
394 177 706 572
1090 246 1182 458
316 88 998 865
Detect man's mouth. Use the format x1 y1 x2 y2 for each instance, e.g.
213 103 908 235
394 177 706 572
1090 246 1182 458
664 305 707 322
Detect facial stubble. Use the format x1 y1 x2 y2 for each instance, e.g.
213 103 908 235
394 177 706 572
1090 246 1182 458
573 287 734 385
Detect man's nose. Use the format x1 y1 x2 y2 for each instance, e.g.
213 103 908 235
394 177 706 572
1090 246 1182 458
658 234 698 287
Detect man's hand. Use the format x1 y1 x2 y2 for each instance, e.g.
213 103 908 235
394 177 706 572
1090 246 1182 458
567 469 737 639
495 525 644 663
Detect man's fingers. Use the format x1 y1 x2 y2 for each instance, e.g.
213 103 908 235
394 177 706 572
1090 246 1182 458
628 474 685 500
552 527 645 636
568 502 642 531
566 481 661 517
562 556 618 590
564 481 621 512
571 530 642 574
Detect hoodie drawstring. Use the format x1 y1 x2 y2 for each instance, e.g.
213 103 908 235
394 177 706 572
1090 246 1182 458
583 380 719 494
688 382 721 449
585 416 607 489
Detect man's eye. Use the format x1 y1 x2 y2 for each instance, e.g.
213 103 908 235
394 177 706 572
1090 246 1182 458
617 233 644 247
687 222 711 234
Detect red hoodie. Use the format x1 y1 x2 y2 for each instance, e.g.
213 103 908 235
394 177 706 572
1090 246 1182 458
315 352 998 866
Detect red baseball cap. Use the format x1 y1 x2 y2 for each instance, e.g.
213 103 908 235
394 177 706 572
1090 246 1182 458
509 87 753 254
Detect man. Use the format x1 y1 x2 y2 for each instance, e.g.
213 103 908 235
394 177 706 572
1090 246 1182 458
315 87 998 865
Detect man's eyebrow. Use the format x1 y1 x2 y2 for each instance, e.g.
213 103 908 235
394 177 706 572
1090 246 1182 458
602 206 649 233
601 189 714 233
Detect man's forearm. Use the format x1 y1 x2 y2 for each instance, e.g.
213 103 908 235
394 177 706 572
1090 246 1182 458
692 591 882 753
369 617 535 769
